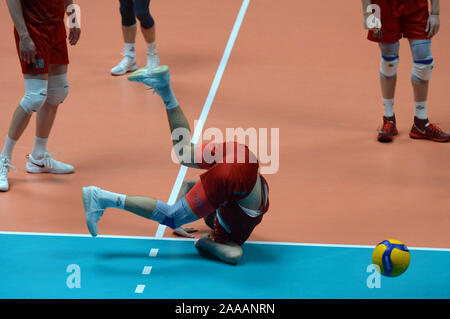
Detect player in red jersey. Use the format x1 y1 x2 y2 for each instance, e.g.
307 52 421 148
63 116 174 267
362 0 450 143
82 66 270 265
0 0 81 191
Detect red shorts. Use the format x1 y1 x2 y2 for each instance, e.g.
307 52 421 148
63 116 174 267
368 0 429 43
14 21 69 74
185 142 270 245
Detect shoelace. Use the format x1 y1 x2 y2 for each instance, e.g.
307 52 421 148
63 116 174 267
429 123 443 134
27 151 61 169
0 159 17 177
117 51 135 69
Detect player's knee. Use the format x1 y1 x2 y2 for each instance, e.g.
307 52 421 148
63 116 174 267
223 246 243 265
20 79 48 114
379 42 400 79
411 39 434 82
46 74 69 106
152 199 198 230
135 9 154 29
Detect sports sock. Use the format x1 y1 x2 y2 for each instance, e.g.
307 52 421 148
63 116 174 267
414 101 428 120
98 188 126 210
382 98 395 118
124 42 136 58
31 136 48 160
146 41 156 54
1 136 17 159
157 85 178 110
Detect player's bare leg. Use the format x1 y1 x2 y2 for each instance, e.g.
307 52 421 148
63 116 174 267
111 24 138 76
408 38 450 142
377 42 399 142
26 64 74 174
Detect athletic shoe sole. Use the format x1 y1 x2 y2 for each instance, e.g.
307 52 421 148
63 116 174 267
82 186 99 237
409 132 450 143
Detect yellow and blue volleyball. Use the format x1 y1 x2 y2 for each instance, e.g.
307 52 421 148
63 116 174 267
372 239 411 277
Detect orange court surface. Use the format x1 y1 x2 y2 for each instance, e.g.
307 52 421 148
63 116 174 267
0 0 449 299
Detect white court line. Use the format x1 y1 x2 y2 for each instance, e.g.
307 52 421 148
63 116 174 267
1 230 449 252
148 248 159 257
154 0 251 238
142 266 152 275
134 284 145 294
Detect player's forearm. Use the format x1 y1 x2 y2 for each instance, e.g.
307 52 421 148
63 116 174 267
6 0 29 38
430 0 440 15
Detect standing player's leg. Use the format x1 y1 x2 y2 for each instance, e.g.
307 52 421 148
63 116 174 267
26 64 74 174
408 39 449 142
0 73 48 191
377 41 400 142
134 0 160 71
111 0 139 76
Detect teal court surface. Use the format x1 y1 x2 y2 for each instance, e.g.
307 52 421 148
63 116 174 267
0 232 449 299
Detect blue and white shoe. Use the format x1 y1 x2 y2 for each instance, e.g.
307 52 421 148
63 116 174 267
82 186 105 237
128 65 170 92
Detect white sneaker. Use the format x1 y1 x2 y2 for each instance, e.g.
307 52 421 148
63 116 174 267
26 152 74 174
111 53 138 76
0 156 17 192
146 51 160 72
82 186 105 237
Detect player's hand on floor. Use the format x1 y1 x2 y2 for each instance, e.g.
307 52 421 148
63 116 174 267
69 27 81 46
173 227 198 238
426 14 440 38
19 34 36 64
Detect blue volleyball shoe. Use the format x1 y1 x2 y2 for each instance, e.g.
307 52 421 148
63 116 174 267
128 65 170 91
128 65 178 109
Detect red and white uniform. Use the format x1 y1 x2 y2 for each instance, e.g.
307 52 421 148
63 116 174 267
14 0 68 74
185 142 270 246
368 0 430 43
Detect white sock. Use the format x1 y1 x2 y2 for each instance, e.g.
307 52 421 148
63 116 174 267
382 98 395 118
146 41 157 54
124 42 136 58
98 188 126 209
1 136 17 159
414 101 428 120
31 136 48 160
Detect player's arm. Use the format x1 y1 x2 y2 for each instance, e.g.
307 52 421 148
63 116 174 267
64 0 81 46
6 0 36 64
427 0 440 38
166 107 201 169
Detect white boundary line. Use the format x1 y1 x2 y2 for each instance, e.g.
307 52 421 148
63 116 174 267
154 0 251 238
1 231 449 252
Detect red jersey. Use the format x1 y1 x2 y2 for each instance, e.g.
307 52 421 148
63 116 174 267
21 0 65 25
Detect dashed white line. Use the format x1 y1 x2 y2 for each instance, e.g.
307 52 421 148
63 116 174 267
135 284 145 294
142 266 152 275
149 248 159 257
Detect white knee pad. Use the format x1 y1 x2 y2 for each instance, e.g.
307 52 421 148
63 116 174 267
151 198 199 229
412 61 434 82
20 79 48 114
46 74 69 106
380 56 399 78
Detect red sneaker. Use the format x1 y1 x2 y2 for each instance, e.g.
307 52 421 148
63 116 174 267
409 122 450 143
377 116 398 143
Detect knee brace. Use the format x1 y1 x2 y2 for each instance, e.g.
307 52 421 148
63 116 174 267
46 74 69 106
411 39 434 82
119 0 137 27
135 8 154 29
20 79 48 114
379 42 400 78
151 198 199 229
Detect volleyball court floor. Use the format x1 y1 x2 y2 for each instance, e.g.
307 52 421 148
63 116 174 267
0 1 449 298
